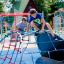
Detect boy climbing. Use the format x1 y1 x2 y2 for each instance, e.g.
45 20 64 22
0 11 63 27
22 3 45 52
28 8 54 36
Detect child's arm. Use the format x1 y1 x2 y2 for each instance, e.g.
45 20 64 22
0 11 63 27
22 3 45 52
41 18 46 31
24 22 30 32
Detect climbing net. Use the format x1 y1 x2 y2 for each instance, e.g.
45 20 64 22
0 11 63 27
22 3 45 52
0 13 64 64
0 13 40 64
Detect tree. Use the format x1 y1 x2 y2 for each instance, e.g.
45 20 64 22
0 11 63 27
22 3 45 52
34 0 61 21
34 0 59 14
0 2 3 13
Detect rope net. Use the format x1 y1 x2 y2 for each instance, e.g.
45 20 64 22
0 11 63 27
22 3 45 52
0 13 40 64
0 13 64 64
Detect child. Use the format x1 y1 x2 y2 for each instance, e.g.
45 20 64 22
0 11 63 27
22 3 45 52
3 21 9 33
10 17 29 42
17 17 29 34
28 8 54 36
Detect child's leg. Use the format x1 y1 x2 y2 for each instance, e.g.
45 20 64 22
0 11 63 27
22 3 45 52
45 22 54 36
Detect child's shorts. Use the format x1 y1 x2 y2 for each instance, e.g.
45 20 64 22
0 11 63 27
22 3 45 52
35 23 48 30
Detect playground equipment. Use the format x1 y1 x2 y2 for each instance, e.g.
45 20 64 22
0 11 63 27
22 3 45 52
0 13 32 64
36 31 64 61
0 13 64 64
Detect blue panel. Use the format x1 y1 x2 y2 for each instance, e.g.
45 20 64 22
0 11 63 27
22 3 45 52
36 31 64 61
50 50 64 61
36 31 64 51
36 31 55 51
53 40 64 49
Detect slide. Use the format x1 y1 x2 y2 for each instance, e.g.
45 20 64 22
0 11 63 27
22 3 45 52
36 31 64 61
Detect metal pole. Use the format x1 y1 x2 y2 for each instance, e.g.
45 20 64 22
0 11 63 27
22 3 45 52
0 16 3 38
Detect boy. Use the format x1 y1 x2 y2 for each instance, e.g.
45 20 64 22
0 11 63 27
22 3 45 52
10 17 29 42
17 17 29 34
28 8 54 36
3 21 9 33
